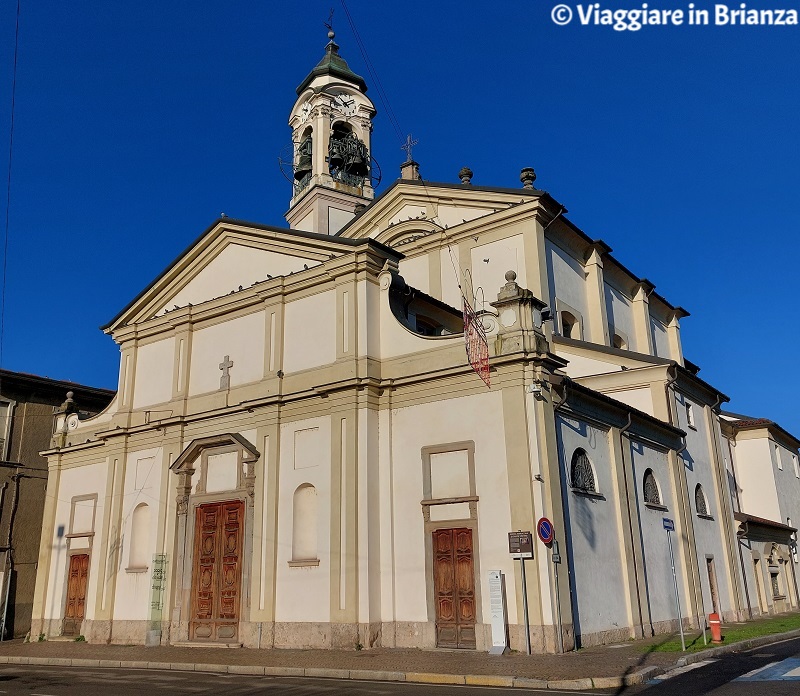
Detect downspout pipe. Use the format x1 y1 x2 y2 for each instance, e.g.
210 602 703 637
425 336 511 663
616 413 649 638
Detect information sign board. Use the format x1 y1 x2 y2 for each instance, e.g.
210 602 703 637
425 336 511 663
508 531 533 558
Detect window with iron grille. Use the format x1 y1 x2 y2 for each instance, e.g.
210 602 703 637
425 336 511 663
643 469 661 505
570 449 596 493
695 484 708 516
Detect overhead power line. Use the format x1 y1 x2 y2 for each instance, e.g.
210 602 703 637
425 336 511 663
339 0 405 146
2 0 21 376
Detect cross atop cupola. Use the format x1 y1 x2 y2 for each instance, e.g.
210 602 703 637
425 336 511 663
285 25 377 235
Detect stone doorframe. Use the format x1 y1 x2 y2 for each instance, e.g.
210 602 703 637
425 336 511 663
169 433 260 644
420 442 485 649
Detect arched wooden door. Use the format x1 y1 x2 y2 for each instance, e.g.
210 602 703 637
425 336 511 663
190 500 244 642
433 528 476 649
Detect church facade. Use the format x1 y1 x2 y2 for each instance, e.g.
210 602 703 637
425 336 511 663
30 35 798 652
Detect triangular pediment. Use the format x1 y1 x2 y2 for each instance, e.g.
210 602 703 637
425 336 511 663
338 179 546 244
103 218 359 333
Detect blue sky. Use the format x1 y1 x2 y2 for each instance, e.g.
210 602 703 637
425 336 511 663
0 2 797 432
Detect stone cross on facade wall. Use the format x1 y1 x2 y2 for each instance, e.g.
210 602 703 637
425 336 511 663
219 355 234 390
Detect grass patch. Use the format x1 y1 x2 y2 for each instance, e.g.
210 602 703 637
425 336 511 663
647 612 800 652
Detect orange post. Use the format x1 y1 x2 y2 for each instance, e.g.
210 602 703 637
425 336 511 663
709 612 723 643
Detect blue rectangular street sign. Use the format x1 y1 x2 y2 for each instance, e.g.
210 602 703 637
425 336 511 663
663 518 675 531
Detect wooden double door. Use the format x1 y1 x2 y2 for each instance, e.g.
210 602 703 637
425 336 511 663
63 553 89 636
433 527 476 649
190 500 244 642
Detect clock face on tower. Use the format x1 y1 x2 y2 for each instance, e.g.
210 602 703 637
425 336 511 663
331 92 357 117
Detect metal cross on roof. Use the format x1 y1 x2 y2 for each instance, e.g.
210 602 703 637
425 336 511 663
401 134 418 163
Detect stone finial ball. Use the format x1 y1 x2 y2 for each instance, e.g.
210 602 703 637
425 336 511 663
505 270 517 282
66 391 74 399
328 30 335 39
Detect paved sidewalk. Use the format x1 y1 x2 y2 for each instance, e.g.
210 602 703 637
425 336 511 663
0 629 798 691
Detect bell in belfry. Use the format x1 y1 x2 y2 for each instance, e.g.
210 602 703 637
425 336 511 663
328 142 345 171
348 149 368 177
294 135 312 180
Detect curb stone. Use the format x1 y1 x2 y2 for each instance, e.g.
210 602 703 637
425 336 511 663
1 628 798 692
546 677 594 690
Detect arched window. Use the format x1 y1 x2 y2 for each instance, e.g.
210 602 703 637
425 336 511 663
570 449 596 493
292 484 318 561
643 469 661 505
128 503 150 569
695 484 708 516
561 311 577 339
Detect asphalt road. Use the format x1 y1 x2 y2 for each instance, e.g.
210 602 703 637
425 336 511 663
627 635 800 695
0 666 615 696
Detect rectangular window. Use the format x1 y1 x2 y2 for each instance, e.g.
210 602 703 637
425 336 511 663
793 454 799 479
771 571 781 598
685 402 696 429
0 400 11 460
775 443 783 470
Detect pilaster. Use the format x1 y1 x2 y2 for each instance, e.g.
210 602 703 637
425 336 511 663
584 243 611 346
667 308 689 366
30 454 62 634
632 281 655 355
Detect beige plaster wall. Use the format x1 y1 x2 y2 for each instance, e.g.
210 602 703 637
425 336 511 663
283 291 336 373
387 390 516 625
188 310 266 395
274 415 332 623
132 338 175 409
469 234 526 308
45 461 109 623
735 438 781 521
112 447 165 621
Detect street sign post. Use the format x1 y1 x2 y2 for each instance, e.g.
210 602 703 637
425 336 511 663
536 518 564 654
663 518 686 651
509 531 533 654
537 517 555 545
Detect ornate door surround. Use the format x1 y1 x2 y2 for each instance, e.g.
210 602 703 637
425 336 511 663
170 433 260 645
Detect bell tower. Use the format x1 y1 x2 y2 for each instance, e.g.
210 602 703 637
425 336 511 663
285 29 376 235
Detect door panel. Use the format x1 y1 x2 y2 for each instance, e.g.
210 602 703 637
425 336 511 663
190 501 243 642
63 554 89 636
433 528 476 649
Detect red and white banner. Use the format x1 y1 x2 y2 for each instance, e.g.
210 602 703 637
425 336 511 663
462 296 490 388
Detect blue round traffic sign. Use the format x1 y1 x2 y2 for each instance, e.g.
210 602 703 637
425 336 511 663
537 517 555 545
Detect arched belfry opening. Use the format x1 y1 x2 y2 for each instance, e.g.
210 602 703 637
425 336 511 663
285 29 377 235
294 126 313 189
328 121 370 186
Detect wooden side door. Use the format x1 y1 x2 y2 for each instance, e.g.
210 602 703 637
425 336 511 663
63 554 89 636
433 527 476 649
190 501 244 642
